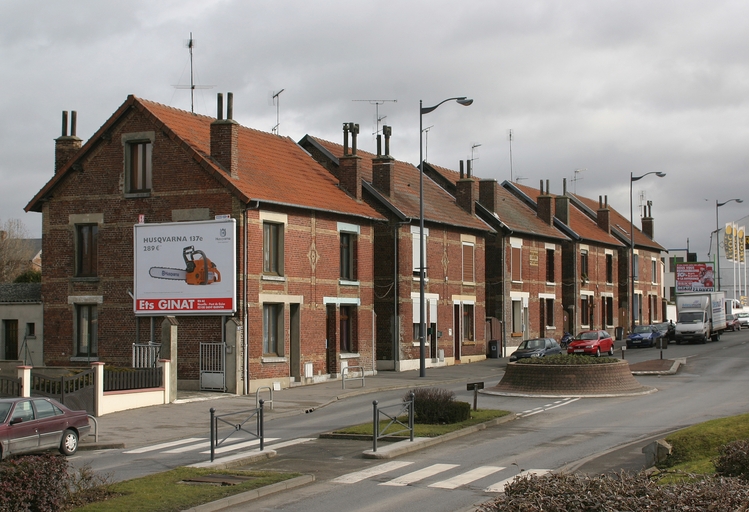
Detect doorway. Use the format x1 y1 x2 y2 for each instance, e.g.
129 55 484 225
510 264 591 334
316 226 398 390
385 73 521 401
3 320 18 360
289 304 300 383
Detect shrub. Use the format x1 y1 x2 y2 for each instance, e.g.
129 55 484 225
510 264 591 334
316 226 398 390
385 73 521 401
714 439 749 479
516 354 617 365
404 387 469 424
0 453 69 511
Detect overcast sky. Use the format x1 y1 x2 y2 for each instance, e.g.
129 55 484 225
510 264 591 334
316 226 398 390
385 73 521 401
2 0 748 260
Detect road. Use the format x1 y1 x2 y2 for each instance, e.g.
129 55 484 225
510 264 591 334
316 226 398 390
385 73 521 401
72 331 749 511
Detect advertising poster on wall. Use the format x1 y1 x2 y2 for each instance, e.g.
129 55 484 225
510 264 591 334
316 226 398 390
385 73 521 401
675 262 715 293
133 219 236 315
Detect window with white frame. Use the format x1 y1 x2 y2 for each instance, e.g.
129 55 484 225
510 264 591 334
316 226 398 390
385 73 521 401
263 303 284 356
75 304 98 358
651 258 657 284
263 222 284 276
462 242 475 283
338 223 360 283
122 132 155 195
510 238 522 282
462 303 475 341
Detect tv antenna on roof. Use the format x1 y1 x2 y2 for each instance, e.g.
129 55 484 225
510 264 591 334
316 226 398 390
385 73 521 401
353 99 397 136
173 33 214 113
508 129 514 182
470 143 482 172
422 125 434 162
571 168 588 194
271 89 285 135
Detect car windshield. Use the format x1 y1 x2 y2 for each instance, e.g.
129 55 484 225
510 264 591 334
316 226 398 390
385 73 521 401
632 326 651 333
577 332 598 340
679 311 703 324
739 313 749 319
519 339 544 349
0 402 11 423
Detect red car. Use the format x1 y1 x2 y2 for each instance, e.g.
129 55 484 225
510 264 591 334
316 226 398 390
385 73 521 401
726 313 742 332
567 330 615 357
0 397 90 459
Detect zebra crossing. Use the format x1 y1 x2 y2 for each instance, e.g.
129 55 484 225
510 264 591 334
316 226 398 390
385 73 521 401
517 397 580 418
331 460 550 493
123 436 314 457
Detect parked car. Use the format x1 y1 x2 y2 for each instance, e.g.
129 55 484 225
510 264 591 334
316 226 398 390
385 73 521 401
567 330 615 357
653 321 675 341
626 325 663 348
509 338 562 361
738 312 749 328
726 313 742 332
0 397 90 460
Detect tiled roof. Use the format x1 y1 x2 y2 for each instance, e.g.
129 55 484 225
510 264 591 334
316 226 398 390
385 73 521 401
28 96 385 222
304 137 492 233
571 194 666 252
509 182 624 248
0 283 41 303
424 163 568 241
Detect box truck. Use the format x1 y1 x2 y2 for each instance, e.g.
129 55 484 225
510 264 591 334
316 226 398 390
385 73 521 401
674 291 726 344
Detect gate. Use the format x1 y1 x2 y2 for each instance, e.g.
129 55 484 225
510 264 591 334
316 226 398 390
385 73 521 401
200 342 226 391
30 369 96 415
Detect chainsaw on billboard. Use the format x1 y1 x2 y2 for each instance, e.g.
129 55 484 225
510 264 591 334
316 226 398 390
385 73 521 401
149 246 221 285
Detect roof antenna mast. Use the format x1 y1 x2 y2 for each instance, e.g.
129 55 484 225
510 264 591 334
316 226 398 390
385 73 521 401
173 33 213 114
508 129 514 182
353 99 397 136
272 89 285 134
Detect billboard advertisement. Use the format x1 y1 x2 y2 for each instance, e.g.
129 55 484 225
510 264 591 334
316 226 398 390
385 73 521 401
133 219 236 315
675 262 715 293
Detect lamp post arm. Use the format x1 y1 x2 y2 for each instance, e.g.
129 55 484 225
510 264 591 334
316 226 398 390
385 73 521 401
421 97 471 115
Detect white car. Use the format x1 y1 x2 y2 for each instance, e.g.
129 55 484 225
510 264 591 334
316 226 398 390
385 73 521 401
738 312 749 328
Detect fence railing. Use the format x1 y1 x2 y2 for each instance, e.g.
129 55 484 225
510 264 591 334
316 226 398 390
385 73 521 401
132 343 162 368
31 369 95 397
342 365 365 389
209 402 265 462
0 375 21 397
104 367 163 392
372 391 414 452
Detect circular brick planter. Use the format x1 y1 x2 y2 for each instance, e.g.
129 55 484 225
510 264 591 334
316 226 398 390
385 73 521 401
485 359 656 397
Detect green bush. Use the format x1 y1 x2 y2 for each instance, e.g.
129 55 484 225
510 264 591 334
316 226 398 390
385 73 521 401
714 440 749 479
517 354 617 365
404 387 470 424
0 453 69 511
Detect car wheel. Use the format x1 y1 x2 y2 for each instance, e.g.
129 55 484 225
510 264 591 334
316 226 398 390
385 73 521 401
60 429 78 456
608 345 614 356
595 347 601 357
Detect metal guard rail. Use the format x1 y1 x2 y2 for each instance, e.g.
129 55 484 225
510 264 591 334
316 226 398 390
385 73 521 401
372 391 414 452
255 386 273 410
209 402 264 462
342 365 365 389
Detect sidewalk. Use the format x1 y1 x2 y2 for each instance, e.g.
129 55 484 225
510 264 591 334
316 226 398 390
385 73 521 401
82 358 508 451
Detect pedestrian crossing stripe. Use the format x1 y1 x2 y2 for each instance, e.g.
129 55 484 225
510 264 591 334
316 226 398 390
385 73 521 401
123 436 312 456
333 460 550 492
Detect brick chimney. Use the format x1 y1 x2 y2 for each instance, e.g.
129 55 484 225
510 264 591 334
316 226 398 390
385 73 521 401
537 179 554 225
456 160 476 214
555 178 570 225
641 202 655 239
372 126 395 196
210 93 239 179
479 179 500 213
338 122 362 200
55 111 82 174
597 195 611 234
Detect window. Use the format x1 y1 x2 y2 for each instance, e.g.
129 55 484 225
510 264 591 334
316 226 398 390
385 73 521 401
581 296 590 326
580 249 589 281
546 249 555 283
76 224 98 277
462 243 475 283
651 259 658 284
511 246 522 281
545 299 554 327
26 323 35 337
633 253 639 281
606 254 613 284
263 303 284 356
339 305 356 352
127 141 152 193
263 222 284 276
33 399 57 419
340 232 357 281
463 304 474 341
11 401 34 423
603 296 614 326
75 304 98 358
670 256 684 272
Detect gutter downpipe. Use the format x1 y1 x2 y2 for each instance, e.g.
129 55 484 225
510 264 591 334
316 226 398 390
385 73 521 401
243 201 260 394
501 232 507 357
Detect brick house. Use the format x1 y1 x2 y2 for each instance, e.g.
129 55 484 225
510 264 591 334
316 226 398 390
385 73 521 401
299 126 493 371
506 180 625 336
423 163 570 355
570 195 667 327
25 94 385 393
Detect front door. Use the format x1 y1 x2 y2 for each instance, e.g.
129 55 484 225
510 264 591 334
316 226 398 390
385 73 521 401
326 305 336 375
289 304 301 383
453 304 461 362
3 320 18 360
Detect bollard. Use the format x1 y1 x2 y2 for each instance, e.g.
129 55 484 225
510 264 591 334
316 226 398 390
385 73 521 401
372 400 379 452
259 399 265 451
621 346 626 359
210 407 216 462
409 392 414 442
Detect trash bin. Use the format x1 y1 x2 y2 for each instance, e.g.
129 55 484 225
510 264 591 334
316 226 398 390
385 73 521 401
488 340 500 358
615 327 624 341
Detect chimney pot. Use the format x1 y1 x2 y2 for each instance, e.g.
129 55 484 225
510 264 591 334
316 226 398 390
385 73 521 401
61 111 68 137
216 93 224 120
227 92 233 120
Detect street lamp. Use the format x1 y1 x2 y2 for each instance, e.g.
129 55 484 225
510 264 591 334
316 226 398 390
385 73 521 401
629 171 666 331
419 97 473 377
716 198 743 292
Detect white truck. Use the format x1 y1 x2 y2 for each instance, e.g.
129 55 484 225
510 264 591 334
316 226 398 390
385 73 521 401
674 291 726 344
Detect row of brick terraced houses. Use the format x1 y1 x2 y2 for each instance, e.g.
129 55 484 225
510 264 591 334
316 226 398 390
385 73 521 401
21 94 666 394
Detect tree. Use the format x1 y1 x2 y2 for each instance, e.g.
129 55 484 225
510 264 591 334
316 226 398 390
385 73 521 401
0 218 38 283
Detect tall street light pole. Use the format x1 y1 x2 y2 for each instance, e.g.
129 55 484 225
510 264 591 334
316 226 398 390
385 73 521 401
629 171 666 331
419 96 473 377
716 198 743 292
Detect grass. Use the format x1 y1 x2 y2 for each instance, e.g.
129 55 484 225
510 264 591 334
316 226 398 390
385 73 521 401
655 412 749 483
72 467 301 512
332 408 510 438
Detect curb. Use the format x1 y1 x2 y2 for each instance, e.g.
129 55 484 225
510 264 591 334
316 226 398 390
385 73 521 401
361 413 517 459
182 474 315 512
189 449 278 469
480 386 658 398
630 358 685 376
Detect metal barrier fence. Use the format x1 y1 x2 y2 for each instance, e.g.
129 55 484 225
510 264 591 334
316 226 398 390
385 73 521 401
372 391 414 452
342 365 365 389
209 401 265 462
132 343 162 368
0 375 21 397
104 367 163 391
